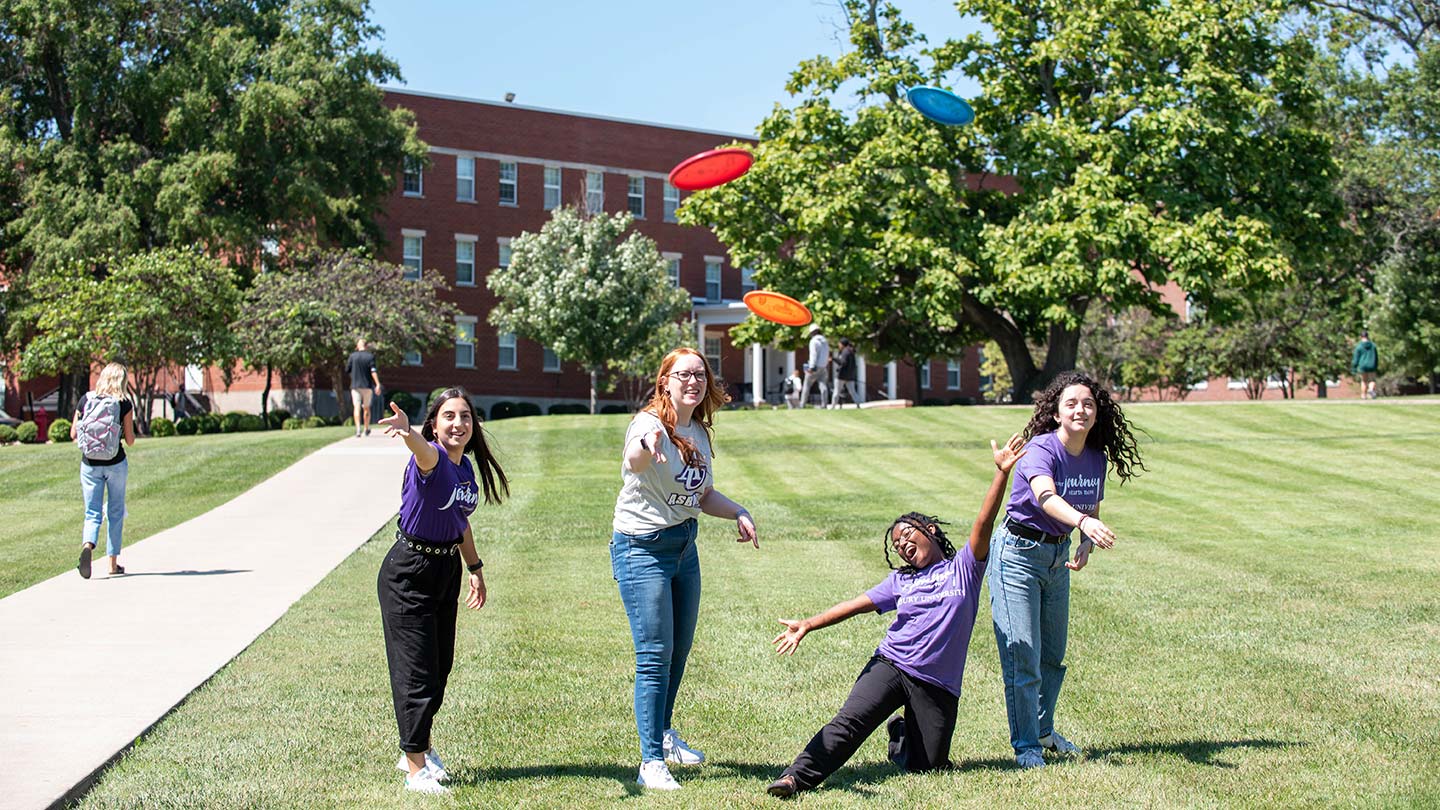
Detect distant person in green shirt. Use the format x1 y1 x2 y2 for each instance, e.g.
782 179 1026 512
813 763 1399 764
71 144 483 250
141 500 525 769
1352 330 1378 399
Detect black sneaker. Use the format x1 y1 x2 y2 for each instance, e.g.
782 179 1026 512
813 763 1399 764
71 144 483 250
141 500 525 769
886 714 907 768
77 544 93 579
766 774 798 798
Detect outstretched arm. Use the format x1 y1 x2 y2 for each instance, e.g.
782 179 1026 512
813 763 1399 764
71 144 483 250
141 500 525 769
772 594 877 655
379 402 439 473
969 433 1026 562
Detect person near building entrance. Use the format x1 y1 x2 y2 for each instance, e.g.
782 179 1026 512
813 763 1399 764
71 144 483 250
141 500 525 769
72 362 137 579
348 339 383 436
612 347 760 791
800 325 830 408
829 338 862 408
783 368 804 409
1352 330 1378 399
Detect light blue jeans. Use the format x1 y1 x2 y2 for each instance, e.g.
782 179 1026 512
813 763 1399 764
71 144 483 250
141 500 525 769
80 459 129 557
611 518 701 762
987 522 1070 757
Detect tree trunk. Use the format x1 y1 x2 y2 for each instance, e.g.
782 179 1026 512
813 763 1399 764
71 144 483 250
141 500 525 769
261 365 273 427
1316 378 1328 398
589 369 598 415
912 360 924 403
330 367 345 420
58 370 88 422
960 291 1038 404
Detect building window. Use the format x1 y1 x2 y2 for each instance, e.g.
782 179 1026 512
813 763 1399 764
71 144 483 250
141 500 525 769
498 161 517 206
919 361 931 389
543 347 561 372
663 181 680 222
704 336 721 372
456 156 475 202
663 253 682 288
1226 377 1247 390
403 350 422 366
586 170 603 213
455 236 476 286
704 258 722 302
497 237 512 271
498 332 517 370
544 166 562 210
456 317 476 368
403 156 423 196
627 176 645 218
947 359 961 390
401 229 425 281
741 267 756 294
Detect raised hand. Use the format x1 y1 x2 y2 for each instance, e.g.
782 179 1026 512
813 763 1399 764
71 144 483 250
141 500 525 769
992 432 1027 473
772 619 808 655
380 401 412 437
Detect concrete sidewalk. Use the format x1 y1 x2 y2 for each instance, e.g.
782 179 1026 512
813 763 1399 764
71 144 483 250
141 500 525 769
0 436 410 810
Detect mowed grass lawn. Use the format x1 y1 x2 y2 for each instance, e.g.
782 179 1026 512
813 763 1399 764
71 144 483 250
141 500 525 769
0 427 350 598
73 402 1439 808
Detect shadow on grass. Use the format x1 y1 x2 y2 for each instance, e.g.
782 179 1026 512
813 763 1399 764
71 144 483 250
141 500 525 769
99 569 252 578
1086 737 1299 768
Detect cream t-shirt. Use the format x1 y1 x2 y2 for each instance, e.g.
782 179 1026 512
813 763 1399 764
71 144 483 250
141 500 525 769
612 411 713 534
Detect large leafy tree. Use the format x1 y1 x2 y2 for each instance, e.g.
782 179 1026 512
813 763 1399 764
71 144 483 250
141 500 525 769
683 0 1343 401
488 206 693 414
234 249 460 418
18 248 241 430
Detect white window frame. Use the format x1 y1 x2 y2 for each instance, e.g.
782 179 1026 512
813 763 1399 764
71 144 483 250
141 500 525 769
403 156 423 196
1227 377 1248 390
543 347 561 373
741 267 757 294
704 336 722 373
663 252 682 288
704 257 723 302
403 350 422 366
497 332 517 370
455 234 477 286
627 175 645 218
947 359 961 390
497 237 512 271
401 229 425 281
663 181 680 222
455 316 477 369
586 170 603 213
919 361 931 390
498 161 518 206
543 166 562 210
1188 379 1210 391
456 156 475 202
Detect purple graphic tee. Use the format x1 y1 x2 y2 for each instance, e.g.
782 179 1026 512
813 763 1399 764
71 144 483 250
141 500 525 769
1005 431 1107 537
398 441 478 544
866 544 985 696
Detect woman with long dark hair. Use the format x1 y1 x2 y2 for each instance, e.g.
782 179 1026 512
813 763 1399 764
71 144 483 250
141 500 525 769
612 347 759 791
989 371 1144 769
377 387 508 794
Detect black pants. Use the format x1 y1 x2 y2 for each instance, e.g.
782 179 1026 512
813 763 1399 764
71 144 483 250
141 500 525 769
784 656 959 790
378 539 461 753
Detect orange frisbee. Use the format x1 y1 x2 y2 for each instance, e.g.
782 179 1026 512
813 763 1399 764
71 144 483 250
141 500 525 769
743 290 812 327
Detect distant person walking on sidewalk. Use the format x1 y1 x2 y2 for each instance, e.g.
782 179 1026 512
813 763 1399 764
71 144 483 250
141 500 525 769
72 362 136 579
612 347 759 791
988 371 1144 769
348 339 383 436
377 387 508 795
829 338 861 408
1352 330 1379 399
800 324 830 408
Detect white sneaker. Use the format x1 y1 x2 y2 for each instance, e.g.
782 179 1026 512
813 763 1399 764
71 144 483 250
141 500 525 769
404 764 449 794
396 749 449 782
663 728 705 765
637 759 681 791
1039 731 1082 757
1016 750 1046 769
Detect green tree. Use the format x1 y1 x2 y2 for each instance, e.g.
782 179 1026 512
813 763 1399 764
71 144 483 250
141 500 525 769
683 0 1343 402
18 248 241 431
488 206 693 414
233 249 460 417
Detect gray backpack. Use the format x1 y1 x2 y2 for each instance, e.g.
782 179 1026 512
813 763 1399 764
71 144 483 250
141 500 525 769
76 394 122 460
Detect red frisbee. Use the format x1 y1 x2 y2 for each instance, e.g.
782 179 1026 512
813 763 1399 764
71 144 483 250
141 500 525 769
668 148 754 191
743 290 812 327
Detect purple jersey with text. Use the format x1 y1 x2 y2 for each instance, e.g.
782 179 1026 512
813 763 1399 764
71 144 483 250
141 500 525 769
1005 431 1107 536
398 442 478 544
865 544 985 697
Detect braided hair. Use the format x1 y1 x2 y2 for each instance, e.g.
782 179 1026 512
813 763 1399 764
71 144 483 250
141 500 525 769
883 512 955 575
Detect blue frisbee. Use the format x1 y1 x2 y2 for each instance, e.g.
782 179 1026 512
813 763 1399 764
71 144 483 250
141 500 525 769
905 85 975 126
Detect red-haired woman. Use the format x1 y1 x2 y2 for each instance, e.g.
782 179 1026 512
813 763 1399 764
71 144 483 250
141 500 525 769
611 347 759 791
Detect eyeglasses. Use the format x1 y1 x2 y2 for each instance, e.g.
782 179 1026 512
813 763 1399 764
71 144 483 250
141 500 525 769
667 370 708 383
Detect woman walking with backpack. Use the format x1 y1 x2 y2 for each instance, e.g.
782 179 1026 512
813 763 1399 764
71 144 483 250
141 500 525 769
72 362 136 578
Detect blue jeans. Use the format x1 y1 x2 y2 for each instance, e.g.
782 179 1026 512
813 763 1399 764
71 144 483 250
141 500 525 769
611 518 701 762
987 522 1070 756
81 459 129 557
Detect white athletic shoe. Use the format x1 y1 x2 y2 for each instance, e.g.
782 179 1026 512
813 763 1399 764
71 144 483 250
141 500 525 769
404 764 449 794
637 759 682 790
396 749 449 782
1016 750 1046 769
663 728 705 765
1039 731 1082 757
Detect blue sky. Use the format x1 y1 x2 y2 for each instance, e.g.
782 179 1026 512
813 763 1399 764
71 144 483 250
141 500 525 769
366 0 982 136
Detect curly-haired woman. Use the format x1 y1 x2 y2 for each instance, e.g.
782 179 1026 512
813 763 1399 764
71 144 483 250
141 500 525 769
612 347 759 791
989 371 1144 769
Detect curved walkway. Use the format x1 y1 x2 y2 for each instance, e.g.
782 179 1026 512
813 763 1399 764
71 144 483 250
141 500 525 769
0 436 409 810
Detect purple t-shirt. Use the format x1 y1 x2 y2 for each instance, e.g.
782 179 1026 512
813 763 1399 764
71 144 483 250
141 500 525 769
1005 431 1107 537
866 544 985 697
398 442 478 544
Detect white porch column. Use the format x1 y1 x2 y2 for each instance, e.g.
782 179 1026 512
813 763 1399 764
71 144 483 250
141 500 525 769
750 344 763 405
886 361 897 400
695 319 706 350
857 355 868 403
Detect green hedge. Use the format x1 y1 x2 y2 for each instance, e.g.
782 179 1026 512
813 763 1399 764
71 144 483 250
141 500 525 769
48 418 73 443
548 403 589 415
0 425 17 444
266 409 291 430
304 415 327 429
489 401 517 420
600 404 629 415
387 390 421 419
282 417 305 430
16 421 39 443
150 417 177 437
516 401 542 417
